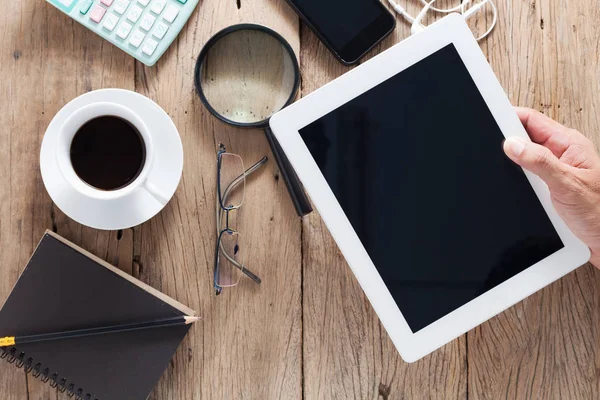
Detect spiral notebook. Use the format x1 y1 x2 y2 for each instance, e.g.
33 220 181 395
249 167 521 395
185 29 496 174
0 231 196 400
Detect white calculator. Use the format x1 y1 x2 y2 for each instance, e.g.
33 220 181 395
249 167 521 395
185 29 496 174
46 0 199 66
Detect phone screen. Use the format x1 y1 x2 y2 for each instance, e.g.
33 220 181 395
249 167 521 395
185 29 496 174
288 0 394 63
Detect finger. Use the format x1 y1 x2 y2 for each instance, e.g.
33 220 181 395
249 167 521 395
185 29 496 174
515 107 573 157
503 136 569 189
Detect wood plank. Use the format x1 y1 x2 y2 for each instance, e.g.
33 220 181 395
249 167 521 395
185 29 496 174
133 0 302 399
41 8 135 399
0 1 134 399
468 1 600 399
300 1 468 399
0 2 48 399
1 0 598 399
0 1 41 397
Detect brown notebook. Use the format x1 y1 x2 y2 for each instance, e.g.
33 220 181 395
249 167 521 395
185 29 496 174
0 231 195 400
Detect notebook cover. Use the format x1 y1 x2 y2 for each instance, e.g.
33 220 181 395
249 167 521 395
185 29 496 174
0 231 195 400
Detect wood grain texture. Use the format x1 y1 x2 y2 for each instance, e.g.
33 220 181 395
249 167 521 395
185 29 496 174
468 1 600 399
37 6 134 398
0 0 134 398
134 1 301 399
0 0 599 399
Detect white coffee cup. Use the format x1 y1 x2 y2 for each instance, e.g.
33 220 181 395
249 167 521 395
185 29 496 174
41 89 183 230
56 102 169 205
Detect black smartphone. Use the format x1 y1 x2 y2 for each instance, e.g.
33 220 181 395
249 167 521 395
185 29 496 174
285 0 396 65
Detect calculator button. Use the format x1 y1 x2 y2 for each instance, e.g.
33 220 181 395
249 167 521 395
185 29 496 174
116 21 133 39
152 21 169 39
89 5 106 23
102 13 119 31
149 0 166 15
56 0 76 6
137 0 150 5
142 38 158 56
127 5 143 23
100 0 114 6
139 14 156 31
113 0 130 15
79 0 93 14
129 29 145 47
162 5 179 23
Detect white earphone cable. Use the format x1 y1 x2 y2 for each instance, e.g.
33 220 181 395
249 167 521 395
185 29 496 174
387 0 497 41
410 0 437 35
419 0 467 14
388 1 416 24
473 0 497 41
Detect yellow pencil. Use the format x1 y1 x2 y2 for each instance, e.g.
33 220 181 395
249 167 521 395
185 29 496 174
0 315 200 347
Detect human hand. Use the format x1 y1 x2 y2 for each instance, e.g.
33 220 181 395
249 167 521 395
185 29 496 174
503 107 600 268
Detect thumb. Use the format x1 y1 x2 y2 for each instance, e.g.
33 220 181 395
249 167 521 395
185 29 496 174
503 136 567 189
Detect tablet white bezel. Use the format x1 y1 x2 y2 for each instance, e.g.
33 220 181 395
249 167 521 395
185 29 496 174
270 14 590 362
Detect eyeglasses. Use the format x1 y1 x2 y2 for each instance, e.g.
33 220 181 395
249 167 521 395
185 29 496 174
214 144 268 295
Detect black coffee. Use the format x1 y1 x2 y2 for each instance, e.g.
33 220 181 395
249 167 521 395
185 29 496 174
70 116 146 191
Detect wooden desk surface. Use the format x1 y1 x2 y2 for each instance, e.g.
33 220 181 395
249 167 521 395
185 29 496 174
1 1 599 399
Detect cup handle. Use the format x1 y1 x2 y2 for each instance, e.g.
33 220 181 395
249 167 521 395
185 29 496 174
143 180 170 206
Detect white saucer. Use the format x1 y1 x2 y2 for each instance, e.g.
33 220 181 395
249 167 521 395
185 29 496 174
40 89 183 230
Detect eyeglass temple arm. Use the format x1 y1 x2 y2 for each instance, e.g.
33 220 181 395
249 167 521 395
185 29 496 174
217 156 267 237
220 157 268 204
219 245 261 284
219 249 261 284
217 157 268 285
218 236 261 284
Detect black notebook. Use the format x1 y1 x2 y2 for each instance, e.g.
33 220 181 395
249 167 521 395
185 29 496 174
0 231 196 400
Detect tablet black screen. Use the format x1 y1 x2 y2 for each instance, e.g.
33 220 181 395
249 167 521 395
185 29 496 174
299 44 564 333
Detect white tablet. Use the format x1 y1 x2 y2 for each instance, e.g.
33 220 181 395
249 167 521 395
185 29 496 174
270 14 590 362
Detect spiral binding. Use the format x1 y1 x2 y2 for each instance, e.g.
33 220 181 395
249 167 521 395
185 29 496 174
0 346 98 400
